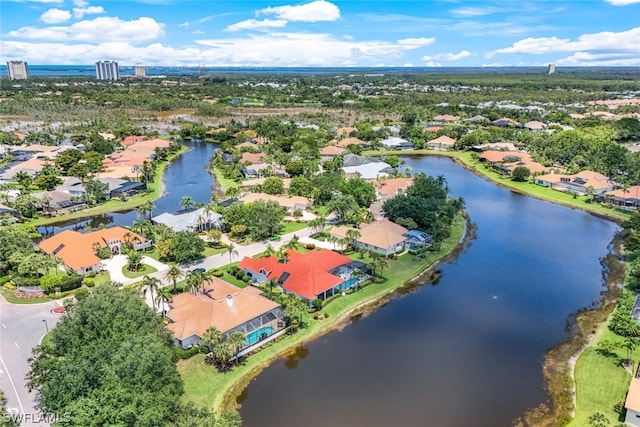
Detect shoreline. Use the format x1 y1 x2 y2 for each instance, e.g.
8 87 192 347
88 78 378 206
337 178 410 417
177 214 469 413
17 144 188 229
220 215 470 412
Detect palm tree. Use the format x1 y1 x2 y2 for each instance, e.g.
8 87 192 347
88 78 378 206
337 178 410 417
136 201 155 220
202 326 223 351
623 337 638 366
264 243 276 258
266 277 278 297
155 286 172 318
185 270 204 295
164 263 183 294
227 331 246 357
309 216 326 234
277 247 290 264
131 219 155 240
200 270 215 295
142 275 161 311
180 195 196 210
285 235 300 251
226 243 238 265
346 229 361 250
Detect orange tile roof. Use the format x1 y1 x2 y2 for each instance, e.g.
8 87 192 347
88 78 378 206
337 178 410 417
38 227 146 271
320 146 346 156
427 135 456 146
122 135 146 146
239 249 352 300
607 185 640 199
432 114 459 122
335 137 367 148
479 150 533 163
240 152 266 165
239 193 309 210
626 377 640 412
373 178 413 196
336 127 357 137
166 278 281 340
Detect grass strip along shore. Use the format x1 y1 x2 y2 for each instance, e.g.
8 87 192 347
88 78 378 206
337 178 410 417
178 215 467 413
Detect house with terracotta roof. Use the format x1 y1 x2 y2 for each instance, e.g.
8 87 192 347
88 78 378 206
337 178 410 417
122 135 146 146
166 277 285 351
335 126 357 137
427 135 456 151
604 185 640 209
331 219 408 256
239 152 267 165
534 170 613 195
479 150 549 176
522 121 547 131
239 249 367 302
238 192 310 213
625 367 640 426
334 137 371 149
320 145 346 162
431 114 459 124
373 177 413 200
38 226 150 275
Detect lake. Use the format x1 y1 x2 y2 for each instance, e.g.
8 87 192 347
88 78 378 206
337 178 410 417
237 155 620 427
38 139 216 235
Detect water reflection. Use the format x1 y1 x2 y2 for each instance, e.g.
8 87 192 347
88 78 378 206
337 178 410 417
37 139 216 235
238 156 620 427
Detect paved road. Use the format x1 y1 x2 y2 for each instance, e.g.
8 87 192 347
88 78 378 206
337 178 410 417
0 298 63 426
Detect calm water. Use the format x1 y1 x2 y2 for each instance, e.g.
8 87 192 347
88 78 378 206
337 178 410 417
238 156 620 427
38 139 216 236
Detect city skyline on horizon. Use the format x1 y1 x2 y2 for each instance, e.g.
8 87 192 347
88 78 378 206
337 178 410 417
1 0 640 68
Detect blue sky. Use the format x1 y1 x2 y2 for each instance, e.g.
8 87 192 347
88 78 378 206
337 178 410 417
2 0 640 67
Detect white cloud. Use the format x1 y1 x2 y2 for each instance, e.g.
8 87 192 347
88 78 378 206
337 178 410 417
397 37 435 47
225 19 288 32
605 0 640 5
450 6 498 17
403 63 414 67
260 0 340 22
422 50 472 61
8 16 165 43
2 30 432 67
73 0 88 6
426 61 441 67
179 21 189 28
488 26 640 58
73 6 105 18
192 29 205 35
40 8 71 24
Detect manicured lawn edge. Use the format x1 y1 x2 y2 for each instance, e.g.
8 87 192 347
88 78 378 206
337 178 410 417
364 149 630 224
21 145 188 228
0 287 52 304
178 213 467 413
121 264 158 279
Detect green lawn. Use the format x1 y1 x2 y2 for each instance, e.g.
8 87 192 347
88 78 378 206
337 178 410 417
280 221 308 234
93 271 112 286
121 263 158 279
364 149 630 223
0 287 52 304
569 319 639 426
178 213 465 413
203 245 228 257
211 166 239 194
20 146 187 228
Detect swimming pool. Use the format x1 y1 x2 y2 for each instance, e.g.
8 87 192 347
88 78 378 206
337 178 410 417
245 326 274 346
342 277 359 290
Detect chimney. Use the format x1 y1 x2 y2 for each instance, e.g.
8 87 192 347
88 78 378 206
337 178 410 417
226 295 233 307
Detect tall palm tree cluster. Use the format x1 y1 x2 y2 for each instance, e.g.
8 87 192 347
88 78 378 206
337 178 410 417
202 327 246 372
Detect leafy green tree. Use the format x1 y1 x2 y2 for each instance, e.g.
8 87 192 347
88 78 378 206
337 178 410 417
54 149 84 175
202 327 223 351
262 177 285 195
341 178 376 208
27 285 184 427
180 196 196 210
34 174 62 191
326 194 358 224
289 176 313 197
13 171 33 193
126 250 143 272
0 228 35 272
136 201 156 220
285 160 304 177
167 231 205 263
83 177 109 204
511 166 531 182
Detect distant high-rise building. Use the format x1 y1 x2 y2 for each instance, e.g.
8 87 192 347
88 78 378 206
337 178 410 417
134 64 146 77
547 63 556 75
95 61 120 81
6 61 29 80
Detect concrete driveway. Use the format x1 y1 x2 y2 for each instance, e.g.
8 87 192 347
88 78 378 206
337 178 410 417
101 255 169 286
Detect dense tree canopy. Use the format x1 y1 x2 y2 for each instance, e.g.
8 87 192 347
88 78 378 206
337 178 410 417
383 173 463 242
27 286 184 426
